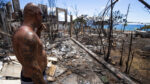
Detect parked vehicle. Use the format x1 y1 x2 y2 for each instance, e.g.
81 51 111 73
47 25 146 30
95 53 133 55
135 29 150 38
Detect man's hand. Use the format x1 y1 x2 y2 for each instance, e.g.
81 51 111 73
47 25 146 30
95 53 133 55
38 23 46 32
36 23 46 38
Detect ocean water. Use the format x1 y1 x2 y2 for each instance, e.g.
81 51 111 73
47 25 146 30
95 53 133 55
104 24 145 31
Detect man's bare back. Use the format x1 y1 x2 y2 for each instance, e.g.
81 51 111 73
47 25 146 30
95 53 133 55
12 3 47 84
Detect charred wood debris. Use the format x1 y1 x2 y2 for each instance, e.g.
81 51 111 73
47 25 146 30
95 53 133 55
0 0 149 84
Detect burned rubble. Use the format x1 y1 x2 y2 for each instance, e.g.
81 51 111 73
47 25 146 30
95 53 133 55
1 0 150 84
0 33 133 84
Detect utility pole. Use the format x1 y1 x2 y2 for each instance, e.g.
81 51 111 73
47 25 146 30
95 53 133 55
105 0 113 61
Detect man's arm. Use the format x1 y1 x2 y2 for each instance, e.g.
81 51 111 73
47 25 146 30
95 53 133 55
36 28 42 38
20 33 46 84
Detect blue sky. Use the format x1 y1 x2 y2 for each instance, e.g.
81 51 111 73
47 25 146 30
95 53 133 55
6 0 150 23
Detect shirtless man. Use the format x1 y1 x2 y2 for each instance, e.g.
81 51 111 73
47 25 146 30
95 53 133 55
12 3 47 84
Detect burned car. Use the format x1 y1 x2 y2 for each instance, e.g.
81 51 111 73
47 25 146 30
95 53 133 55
135 30 150 38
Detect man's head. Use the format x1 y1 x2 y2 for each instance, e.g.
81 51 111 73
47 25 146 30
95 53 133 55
23 3 42 28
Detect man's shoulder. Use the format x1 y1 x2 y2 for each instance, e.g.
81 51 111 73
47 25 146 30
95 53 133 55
13 26 37 42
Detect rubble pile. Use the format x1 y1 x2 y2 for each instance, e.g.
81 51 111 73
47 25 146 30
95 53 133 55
45 37 123 84
0 36 125 84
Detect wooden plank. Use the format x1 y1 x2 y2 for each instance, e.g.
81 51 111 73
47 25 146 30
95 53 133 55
47 64 56 77
71 37 136 84
56 7 66 12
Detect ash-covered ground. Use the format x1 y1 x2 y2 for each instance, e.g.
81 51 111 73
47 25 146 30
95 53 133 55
0 33 127 84
77 32 150 84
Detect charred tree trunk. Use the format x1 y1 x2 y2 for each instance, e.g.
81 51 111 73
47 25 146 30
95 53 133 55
119 39 125 66
101 21 107 37
101 29 106 56
138 0 150 9
70 15 73 37
127 51 134 74
125 33 133 73
105 0 113 61
100 0 119 37
97 26 106 56
119 4 130 66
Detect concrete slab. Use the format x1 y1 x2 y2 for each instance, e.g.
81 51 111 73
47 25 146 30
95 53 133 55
0 63 22 78
0 80 20 84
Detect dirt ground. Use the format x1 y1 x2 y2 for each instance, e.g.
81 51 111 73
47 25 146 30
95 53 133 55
77 33 150 84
